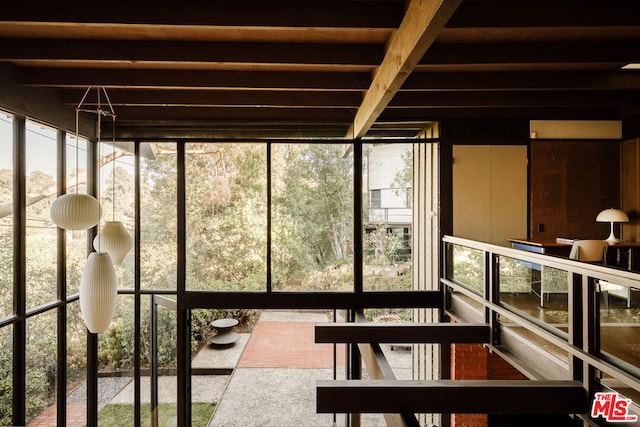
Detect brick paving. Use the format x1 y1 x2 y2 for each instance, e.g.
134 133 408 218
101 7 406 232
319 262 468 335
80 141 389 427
238 320 345 368
27 403 96 427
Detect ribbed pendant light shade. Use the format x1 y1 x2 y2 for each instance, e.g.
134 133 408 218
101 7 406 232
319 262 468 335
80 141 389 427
93 221 133 265
80 252 118 333
50 193 102 230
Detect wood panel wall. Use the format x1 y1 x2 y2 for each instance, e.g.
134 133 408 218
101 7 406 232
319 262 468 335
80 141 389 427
621 138 640 241
530 140 620 240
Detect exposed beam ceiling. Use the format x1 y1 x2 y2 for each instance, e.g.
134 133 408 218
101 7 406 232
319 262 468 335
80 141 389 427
349 0 461 138
0 0 639 139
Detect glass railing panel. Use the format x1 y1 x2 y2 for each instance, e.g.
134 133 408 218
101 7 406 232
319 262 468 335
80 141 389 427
599 281 640 371
449 244 484 295
498 256 568 336
97 295 135 426
599 372 640 423
66 301 87 426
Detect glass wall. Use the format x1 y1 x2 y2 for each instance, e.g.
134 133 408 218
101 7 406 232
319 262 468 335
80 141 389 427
66 133 89 296
96 295 136 425
362 143 412 291
0 111 13 318
26 309 57 423
0 325 12 425
271 143 353 291
97 141 135 290
66 301 87 426
185 142 267 291
141 143 177 291
0 120 433 426
25 120 58 309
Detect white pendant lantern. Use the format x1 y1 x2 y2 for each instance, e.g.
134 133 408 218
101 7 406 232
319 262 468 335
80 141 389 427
50 193 102 230
80 252 117 333
93 221 133 265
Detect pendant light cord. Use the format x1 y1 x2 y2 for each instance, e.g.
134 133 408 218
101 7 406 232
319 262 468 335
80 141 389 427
75 87 92 195
75 87 116 252
111 115 116 221
96 88 102 252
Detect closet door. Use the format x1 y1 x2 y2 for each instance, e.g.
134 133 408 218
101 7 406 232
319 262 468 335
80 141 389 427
453 145 528 246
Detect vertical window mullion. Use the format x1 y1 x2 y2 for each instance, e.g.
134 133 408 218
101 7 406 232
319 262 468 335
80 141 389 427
266 142 272 293
86 137 99 427
56 129 67 426
12 115 26 427
353 141 363 294
134 140 141 427
176 141 191 427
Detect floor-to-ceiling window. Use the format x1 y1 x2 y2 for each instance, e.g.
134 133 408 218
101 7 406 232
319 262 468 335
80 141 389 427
0 110 14 425
185 142 267 292
1 126 439 426
271 143 354 291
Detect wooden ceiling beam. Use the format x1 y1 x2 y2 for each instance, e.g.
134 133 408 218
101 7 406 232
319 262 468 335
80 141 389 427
390 90 640 108
58 89 363 108
378 106 623 120
420 41 640 65
448 0 640 28
103 106 357 122
403 71 640 91
19 68 371 91
349 0 462 139
0 0 404 28
0 39 383 66
0 23 392 44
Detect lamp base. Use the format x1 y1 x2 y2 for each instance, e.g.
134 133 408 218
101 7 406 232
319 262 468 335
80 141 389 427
604 223 620 243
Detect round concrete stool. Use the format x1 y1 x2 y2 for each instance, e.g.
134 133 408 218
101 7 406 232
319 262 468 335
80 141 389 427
209 318 240 345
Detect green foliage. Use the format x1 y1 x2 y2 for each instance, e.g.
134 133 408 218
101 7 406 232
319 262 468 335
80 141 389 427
542 266 569 293
0 345 12 426
25 368 50 423
390 146 413 200
97 305 256 371
0 228 13 316
97 402 215 427
185 143 267 290
271 144 354 288
364 308 412 322
0 169 11 206
99 318 135 369
451 245 485 293
498 256 538 294
192 309 256 351
364 227 405 265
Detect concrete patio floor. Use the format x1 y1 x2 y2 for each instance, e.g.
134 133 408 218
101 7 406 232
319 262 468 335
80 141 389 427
28 310 413 426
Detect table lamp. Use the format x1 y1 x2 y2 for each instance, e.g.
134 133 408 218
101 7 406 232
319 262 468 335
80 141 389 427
596 208 629 243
